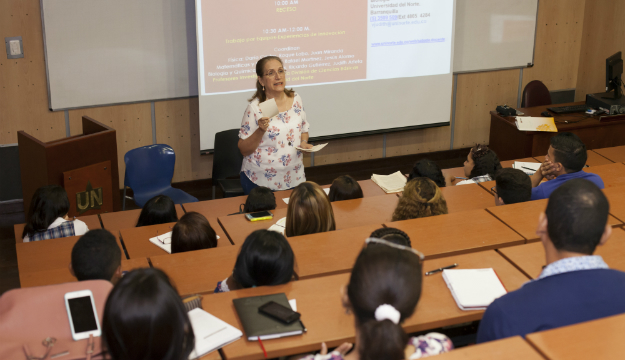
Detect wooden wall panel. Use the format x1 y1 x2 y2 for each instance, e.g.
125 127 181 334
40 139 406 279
155 98 213 183
311 134 384 166
453 69 520 148
0 0 65 144
68 103 152 187
575 0 625 101
385 126 451 156
522 0 586 91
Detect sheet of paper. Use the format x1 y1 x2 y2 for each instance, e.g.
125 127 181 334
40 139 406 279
288 299 297 311
259 98 279 119
513 161 541 175
515 116 558 132
296 143 328 153
283 188 329 204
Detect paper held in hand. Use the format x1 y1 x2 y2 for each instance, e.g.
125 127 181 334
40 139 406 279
515 116 558 132
258 98 279 119
442 268 507 311
296 143 328 152
371 171 407 193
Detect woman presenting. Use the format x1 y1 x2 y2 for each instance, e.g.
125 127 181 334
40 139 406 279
238 56 313 194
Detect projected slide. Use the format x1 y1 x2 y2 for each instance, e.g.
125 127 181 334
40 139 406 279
197 0 454 95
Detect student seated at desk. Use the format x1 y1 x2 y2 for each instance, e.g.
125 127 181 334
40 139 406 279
22 185 88 242
456 145 502 185
369 227 411 247
70 229 122 284
530 132 604 200
286 182 336 237
102 268 195 360
492 168 532 206
392 178 448 222
301 238 453 360
477 179 625 343
408 159 446 188
136 195 178 227
215 230 294 293
171 212 217 254
328 175 363 202
243 186 276 213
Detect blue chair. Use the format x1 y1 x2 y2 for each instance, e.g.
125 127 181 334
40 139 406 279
122 144 198 209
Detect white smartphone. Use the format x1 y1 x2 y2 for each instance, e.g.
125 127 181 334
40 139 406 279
64 290 102 340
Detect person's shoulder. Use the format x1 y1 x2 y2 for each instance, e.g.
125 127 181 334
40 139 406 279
407 333 453 358
580 170 605 186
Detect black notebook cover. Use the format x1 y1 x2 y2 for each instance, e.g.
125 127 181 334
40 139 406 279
232 293 304 340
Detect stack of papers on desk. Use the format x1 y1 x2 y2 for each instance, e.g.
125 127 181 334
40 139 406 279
149 231 219 254
443 268 507 311
515 116 558 132
513 161 541 175
371 171 407 193
188 308 242 359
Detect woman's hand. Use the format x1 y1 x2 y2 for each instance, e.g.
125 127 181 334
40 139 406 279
259 117 270 132
299 142 314 150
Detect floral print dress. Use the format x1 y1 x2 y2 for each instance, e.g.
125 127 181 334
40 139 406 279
239 93 309 190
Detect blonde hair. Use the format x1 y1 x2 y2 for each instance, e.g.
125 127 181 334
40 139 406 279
392 178 448 222
285 182 336 237
248 56 295 103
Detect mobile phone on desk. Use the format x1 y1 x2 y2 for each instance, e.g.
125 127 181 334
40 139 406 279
259 301 301 324
64 290 101 340
245 210 274 222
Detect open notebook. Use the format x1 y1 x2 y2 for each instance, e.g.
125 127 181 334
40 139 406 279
149 231 220 254
443 268 507 311
512 161 541 175
188 308 242 359
371 171 407 193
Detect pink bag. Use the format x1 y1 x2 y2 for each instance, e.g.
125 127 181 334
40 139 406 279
0 280 112 360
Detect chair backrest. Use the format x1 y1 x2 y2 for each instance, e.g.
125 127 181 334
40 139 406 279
521 80 552 108
0 280 112 359
124 144 175 191
212 129 244 181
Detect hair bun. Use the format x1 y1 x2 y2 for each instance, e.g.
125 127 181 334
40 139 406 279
374 304 401 324
471 144 489 159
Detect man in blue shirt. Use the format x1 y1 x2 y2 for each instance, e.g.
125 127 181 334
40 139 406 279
530 132 604 200
477 179 625 343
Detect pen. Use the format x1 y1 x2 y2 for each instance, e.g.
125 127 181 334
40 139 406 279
425 263 458 276
522 166 537 171
455 177 468 180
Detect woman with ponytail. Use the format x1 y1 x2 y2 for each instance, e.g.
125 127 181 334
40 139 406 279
300 238 452 360
238 56 313 194
391 178 448 222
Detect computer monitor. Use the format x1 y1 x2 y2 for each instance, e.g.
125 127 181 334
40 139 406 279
605 51 623 99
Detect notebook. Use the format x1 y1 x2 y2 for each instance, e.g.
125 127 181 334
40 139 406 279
149 231 219 254
442 268 507 311
187 308 242 359
515 116 558 132
371 171 407 193
512 161 541 175
233 293 304 341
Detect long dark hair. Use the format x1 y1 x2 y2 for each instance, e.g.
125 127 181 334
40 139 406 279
348 244 423 360
248 56 294 103
22 185 70 239
136 195 178 227
243 186 276 213
328 175 364 202
408 159 446 188
102 268 195 360
469 145 502 179
171 212 217 254
233 230 294 288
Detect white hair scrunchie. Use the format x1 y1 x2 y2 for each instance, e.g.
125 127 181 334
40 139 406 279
374 304 401 324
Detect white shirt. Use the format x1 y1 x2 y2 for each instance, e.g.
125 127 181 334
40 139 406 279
23 217 89 242
239 93 309 190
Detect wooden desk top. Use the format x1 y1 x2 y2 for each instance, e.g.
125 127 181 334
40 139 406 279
535 150 615 167
440 183 495 213
184 195 288 220
14 214 102 243
218 208 288 245
289 224 383 280
19 257 150 288
272 180 388 204
384 209 525 259
120 220 230 259
584 162 625 188
99 205 185 237
526 312 625 360
151 245 241 297
593 145 625 164
331 195 397 230
499 227 625 279
16 235 125 274
487 199 623 243
604 186 625 224
434 336 544 360
206 250 528 360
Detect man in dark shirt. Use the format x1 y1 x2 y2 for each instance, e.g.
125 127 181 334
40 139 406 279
531 132 604 200
477 179 625 342
70 229 122 284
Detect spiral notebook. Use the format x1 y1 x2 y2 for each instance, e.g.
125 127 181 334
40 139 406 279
443 268 507 311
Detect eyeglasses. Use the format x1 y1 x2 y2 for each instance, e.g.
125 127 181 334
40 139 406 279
365 237 425 260
265 69 286 77
490 186 498 195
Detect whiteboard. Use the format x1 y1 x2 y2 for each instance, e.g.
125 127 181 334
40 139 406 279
454 0 539 73
41 0 537 110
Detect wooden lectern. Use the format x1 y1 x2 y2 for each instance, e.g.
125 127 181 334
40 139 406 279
18 116 121 219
